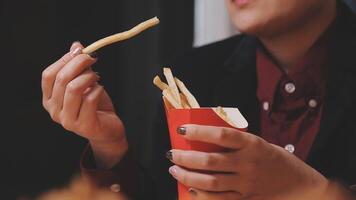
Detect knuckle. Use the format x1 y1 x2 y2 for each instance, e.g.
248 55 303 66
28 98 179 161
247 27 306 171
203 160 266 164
49 110 59 123
206 176 220 190
84 95 97 105
249 136 263 147
55 72 68 85
66 82 81 94
217 128 229 141
59 55 70 65
42 99 48 110
61 118 73 131
42 69 53 81
202 154 216 168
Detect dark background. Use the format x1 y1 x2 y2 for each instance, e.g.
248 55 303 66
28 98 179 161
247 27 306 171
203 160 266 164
0 0 193 198
0 0 355 199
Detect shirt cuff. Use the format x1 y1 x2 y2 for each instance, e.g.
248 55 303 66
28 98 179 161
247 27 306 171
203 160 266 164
80 144 142 197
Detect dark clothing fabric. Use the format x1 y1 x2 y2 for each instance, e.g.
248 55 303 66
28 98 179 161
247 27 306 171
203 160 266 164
82 2 356 199
256 26 330 160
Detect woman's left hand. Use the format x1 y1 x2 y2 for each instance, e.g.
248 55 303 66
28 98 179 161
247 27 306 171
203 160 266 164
167 124 329 200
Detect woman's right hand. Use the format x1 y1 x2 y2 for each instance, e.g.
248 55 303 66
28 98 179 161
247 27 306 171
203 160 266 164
41 42 128 169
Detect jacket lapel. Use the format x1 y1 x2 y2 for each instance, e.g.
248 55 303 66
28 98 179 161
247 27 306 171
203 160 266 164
307 3 356 177
212 36 261 134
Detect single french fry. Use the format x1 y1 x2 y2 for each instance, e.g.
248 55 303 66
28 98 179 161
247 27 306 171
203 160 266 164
180 93 191 109
163 68 181 106
216 106 226 116
82 17 160 54
163 89 182 109
153 76 169 91
174 77 200 108
213 107 238 128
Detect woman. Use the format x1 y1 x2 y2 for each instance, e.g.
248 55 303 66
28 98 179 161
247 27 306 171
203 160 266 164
41 0 356 199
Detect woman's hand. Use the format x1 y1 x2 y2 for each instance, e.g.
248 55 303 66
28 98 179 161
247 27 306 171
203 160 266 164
167 124 331 200
41 42 127 169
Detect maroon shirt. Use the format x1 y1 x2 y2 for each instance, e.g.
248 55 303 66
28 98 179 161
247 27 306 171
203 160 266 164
256 37 329 161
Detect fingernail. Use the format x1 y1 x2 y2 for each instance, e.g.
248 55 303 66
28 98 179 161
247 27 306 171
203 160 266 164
169 166 177 177
88 51 98 59
188 188 197 196
177 127 186 135
166 150 172 161
71 47 82 57
72 41 81 46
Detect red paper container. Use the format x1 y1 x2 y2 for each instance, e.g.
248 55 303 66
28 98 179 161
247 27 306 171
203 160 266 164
163 100 248 200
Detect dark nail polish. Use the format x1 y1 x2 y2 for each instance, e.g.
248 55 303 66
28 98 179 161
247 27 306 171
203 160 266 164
177 127 186 135
188 188 197 196
88 51 98 59
95 72 101 80
166 150 172 160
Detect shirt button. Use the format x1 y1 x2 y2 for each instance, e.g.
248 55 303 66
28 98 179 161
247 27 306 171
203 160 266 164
308 99 318 108
284 82 296 94
110 183 121 193
285 144 295 154
262 102 269 111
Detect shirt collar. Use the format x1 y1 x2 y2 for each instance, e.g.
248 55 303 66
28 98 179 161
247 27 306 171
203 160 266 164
256 23 334 110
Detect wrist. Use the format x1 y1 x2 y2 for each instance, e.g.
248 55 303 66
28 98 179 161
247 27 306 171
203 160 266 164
90 136 129 169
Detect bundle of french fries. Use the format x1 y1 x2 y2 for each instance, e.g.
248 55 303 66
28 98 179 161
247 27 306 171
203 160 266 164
153 68 237 127
153 68 200 109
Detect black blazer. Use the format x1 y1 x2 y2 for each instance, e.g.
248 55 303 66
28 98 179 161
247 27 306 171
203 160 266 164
107 3 356 200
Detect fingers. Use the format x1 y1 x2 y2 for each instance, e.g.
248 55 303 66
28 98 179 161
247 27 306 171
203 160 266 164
48 54 97 117
189 188 241 200
180 124 252 149
70 41 83 52
169 165 236 192
42 42 83 100
61 70 100 126
76 84 104 134
170 149 237 172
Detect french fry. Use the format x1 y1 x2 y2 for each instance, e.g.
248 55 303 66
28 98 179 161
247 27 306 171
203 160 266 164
162 89 182 109
174 77 200 108
180 93 191 109
216 106 226 116
213 106 238 128
154 69 242 129
163 68 181 107
82 17 160 54
153 75 169 91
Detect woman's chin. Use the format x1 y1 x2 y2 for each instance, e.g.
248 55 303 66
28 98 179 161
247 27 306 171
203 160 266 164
232 19 262 35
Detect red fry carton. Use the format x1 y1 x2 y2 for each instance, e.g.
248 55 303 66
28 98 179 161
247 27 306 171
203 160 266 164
163 98 248 200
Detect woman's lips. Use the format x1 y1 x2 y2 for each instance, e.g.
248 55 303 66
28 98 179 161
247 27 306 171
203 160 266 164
232 0 250 8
